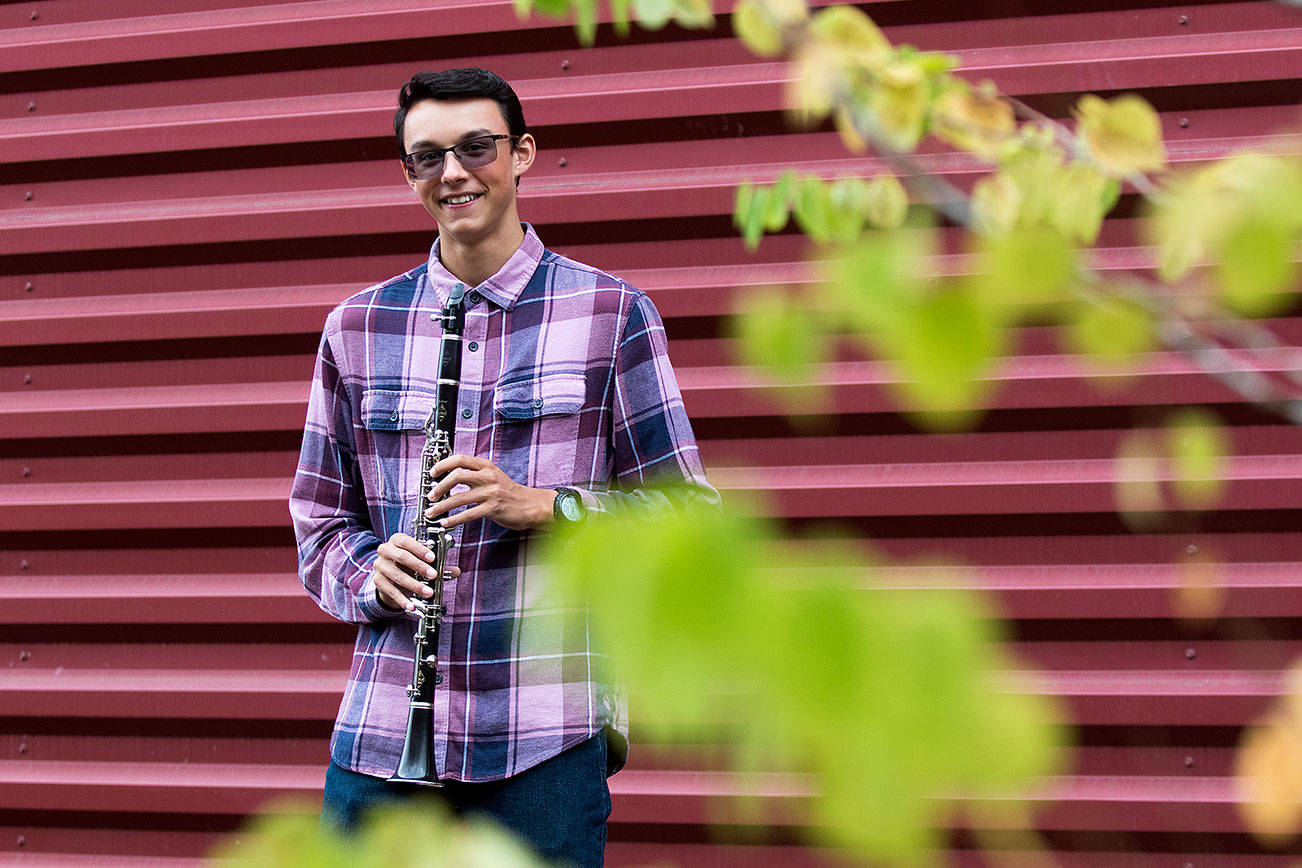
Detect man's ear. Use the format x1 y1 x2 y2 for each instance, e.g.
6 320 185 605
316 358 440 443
512 133 537 180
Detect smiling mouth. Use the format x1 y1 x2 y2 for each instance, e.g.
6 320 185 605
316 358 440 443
442 193 482 206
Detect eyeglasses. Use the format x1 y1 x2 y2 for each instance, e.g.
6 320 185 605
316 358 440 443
401 134 514 180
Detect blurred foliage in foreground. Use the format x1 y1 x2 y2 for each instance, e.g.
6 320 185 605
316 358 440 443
546 497 1067 861
211 799 554 867
509 0 1302 849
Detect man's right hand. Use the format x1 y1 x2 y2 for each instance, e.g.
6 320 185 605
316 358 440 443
373 532 459 613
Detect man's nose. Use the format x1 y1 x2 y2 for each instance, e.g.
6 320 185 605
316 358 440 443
440 151 471 182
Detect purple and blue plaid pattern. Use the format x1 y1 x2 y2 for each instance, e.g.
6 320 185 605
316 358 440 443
291 225 716 782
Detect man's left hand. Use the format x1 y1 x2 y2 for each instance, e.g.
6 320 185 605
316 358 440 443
425 454 555 531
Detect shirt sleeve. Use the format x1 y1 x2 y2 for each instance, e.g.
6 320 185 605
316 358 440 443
588 291 720 517
289 325 393 624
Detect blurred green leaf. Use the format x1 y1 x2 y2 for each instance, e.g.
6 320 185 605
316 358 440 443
1068 296 1155 367
732 287 830 414
864 174 909 229
998 132 1063 230
632 0 673 29
733 0 784 56
610 0 632 36
824 230 919 336
571 0 598 44
970 172 1021 237
793 176 834 242
827 176 869 241
766 172 796 232
808 4 890 63
865 57 931 153
1050 162 1112 244
974 226 1077 313
544 501 1066 861
736 182 770 250
1167 409 1230 510
1216 216 1298 317
531 0 572 17
1073 93 1167 177
891 284 1002 424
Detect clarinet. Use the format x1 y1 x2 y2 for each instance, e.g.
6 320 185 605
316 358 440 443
389 282 467 786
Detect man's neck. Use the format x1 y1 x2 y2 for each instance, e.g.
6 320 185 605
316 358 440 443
438 223 525 288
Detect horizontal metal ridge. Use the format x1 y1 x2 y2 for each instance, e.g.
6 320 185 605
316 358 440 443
0 668 346 719
4 0 1295 78
0 0 539 75
0 285 356 346
4 35 1299 164
3 455 1298 529
2 563 1298 624
5 347 1295 438
0 242 1248 342
0 759 1264 833
3 137 1294 256
0 668 1285 723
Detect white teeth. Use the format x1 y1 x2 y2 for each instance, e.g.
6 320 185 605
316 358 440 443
444 194 479 205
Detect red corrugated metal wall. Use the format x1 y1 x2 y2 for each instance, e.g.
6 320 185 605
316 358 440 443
2 0 1300 863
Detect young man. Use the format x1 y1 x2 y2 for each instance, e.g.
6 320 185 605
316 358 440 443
289 68 716 864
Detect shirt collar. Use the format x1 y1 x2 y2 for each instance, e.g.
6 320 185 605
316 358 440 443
426 223 544 311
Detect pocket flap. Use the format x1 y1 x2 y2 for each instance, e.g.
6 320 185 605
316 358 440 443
494 373 585 420
361 388 435 431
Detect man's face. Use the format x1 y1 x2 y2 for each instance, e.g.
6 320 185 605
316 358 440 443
402 98 535 250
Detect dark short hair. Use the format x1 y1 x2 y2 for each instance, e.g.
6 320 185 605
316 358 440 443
394 68 527 157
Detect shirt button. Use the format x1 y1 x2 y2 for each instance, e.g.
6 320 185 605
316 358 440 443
468 291 483 305
532 398 543 409
461 408 472 419
468 341 479 351
389 411 399 421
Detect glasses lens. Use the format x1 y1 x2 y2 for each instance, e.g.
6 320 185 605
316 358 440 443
452 136 501 169
407 151 444 180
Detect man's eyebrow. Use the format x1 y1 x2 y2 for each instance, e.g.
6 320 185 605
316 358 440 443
408 129 496 151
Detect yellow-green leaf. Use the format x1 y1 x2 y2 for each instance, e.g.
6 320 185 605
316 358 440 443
973 226 1077 312
828 176 869 241
1167 409 1229 510
891 285 1002 424
864 174 909 229
824 231 921 336
733 286 829 388
970 172 1022 237
1216 215 1299 316
793 176 834 242
867 57 931 152
736 182 770 250
1074 93 1167 177
933 79 1015 160
1049 162 1113 244
572 0 598 44
787 46 840 126
632 0 673 29
808 4 890 66
733 0 784 56
671 0 714 30
1068 297 1156 367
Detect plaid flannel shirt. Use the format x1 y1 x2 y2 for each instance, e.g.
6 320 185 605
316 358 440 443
290 224 717 781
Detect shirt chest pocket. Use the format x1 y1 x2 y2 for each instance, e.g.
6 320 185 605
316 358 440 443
359 388 435 507
492 373 587 488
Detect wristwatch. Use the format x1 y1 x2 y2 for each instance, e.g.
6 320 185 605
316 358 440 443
553 487 586 524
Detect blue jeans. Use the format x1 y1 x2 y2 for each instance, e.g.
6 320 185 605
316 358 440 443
322 734 611 867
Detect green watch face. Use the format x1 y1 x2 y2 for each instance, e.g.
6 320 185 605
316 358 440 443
557 489 584 522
